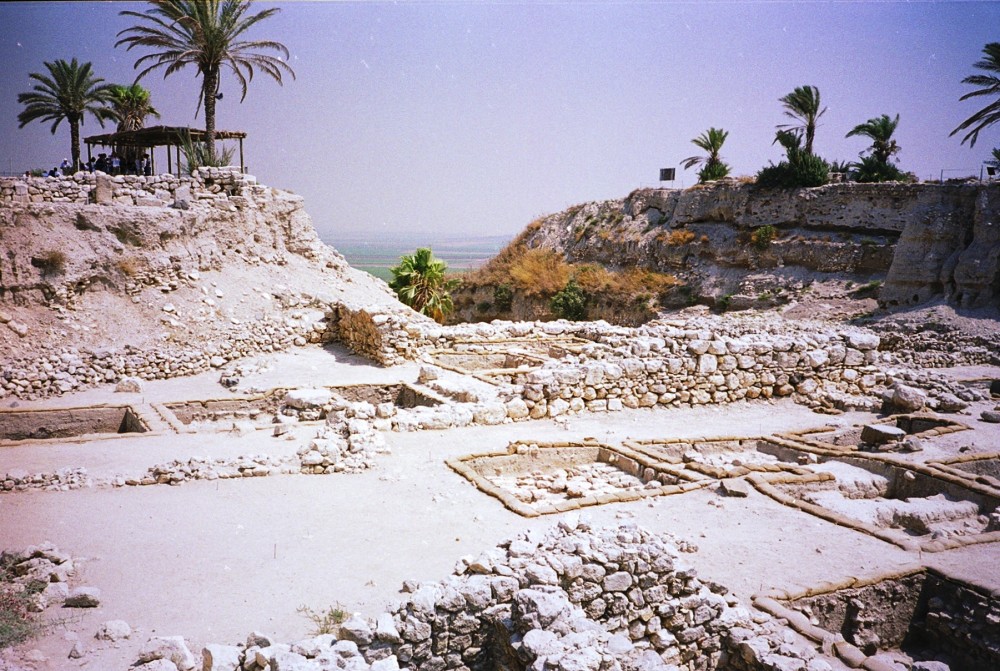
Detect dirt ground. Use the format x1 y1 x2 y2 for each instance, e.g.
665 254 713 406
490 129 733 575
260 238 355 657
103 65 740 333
1 344 999 670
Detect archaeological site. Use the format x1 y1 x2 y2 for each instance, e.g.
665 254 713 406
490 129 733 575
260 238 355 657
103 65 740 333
0 169 998 671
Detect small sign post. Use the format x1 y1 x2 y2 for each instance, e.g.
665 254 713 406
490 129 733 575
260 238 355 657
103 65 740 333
659 168 676 182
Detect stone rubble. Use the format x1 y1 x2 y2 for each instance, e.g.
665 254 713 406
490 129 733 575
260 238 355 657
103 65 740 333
171 521 832 671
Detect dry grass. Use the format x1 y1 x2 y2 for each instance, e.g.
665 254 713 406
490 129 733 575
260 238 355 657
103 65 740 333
509 248 571 296
576 265 679 295
32 250 67 274
115 257 140 276
660 230 695 246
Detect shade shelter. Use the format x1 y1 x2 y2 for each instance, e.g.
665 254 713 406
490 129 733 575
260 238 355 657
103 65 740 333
83 125 247 176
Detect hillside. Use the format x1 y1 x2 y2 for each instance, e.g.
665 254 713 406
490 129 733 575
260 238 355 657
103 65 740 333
0 168 403 398
452 180 1000 325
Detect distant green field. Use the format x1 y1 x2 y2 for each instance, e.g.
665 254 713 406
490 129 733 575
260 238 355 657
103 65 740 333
330 235 510 281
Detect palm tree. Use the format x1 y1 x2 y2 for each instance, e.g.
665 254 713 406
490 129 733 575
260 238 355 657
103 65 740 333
951 42 1000 148
388 248 459 324
846 114 900 165
116 0 295 162
681 127 730 183
109 83 160 170
109 83 160 132
17 58 115 171
777 85 826 155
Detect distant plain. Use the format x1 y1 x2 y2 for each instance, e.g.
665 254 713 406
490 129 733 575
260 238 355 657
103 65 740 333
328 234 510 281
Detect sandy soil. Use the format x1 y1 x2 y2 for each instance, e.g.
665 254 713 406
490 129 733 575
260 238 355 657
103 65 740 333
1 346 998 670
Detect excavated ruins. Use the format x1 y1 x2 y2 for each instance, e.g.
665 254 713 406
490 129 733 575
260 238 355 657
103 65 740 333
0 171 998 671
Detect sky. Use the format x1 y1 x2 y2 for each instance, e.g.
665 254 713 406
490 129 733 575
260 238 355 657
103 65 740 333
0 0 996 242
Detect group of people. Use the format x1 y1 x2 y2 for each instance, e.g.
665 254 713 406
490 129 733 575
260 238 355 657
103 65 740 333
36 152 152 178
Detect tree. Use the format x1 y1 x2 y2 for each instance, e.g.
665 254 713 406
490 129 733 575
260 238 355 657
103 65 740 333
16 58 114 171
681 127 731 183
116 0 295 162
951 42 1000 148
388 248 459 324
109 83 160 132
845 114 906 183
109 83 161 170
777 85 826 155
846 114 900 166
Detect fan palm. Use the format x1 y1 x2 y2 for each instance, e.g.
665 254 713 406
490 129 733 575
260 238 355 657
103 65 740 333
846 114 900 165
681 127 731 183
951 42 1000 148
109 83 160 132
777 85 826 155
16 58 115 171
109 83 161 170
116 0 295 161
388 248 459 324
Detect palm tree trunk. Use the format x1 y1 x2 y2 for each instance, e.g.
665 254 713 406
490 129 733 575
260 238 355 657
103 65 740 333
203 69 218 163
70 117 81 172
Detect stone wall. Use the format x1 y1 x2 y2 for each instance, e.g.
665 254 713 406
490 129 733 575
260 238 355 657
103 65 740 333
329 303 432 367
202 521 825 671
910 571 1000 671
328 313 887 420
0 311 328 399
0 166 256 206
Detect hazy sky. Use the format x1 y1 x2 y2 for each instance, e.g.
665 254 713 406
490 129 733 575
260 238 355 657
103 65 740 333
0 1 995 241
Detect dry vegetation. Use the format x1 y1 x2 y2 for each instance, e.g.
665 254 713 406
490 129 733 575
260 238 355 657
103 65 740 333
463 235 680 302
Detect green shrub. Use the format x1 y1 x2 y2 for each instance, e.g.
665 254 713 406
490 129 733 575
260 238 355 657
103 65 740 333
550 279 588 321
0 562 43 649
716 294 732 312
756 145 830 188
492 284 513 312
297 604 348 636
751 225 778 250
697 161 730 182
851 155 909 183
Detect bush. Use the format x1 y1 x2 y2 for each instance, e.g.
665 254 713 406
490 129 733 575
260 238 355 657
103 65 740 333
509 248 571 296
550 279 588 320
851 155 909 183
492 284 513 311
297 604 347 637
32 250 67 275
664 230 696 246
751 225 778 250
697 161 730 182
756 151 830 188
0 562 43 649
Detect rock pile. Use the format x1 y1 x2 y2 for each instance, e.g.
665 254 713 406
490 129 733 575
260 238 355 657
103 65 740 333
0 467 92 492
181 521 828 671
128 454 297 486
493 462 657 506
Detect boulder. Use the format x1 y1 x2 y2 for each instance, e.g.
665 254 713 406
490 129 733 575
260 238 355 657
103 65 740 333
860 424 906 446
202 644 242 671
889 384 927 412
64 586 101 608
95 620 132 641
136 636 196 671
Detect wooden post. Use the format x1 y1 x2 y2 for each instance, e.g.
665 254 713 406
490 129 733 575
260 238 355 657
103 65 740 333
239 138 245 173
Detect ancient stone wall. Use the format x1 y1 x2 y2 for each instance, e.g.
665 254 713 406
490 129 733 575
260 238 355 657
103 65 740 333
910 571 1000 671
330 303 431 367
0 166 256 206
327 313 886 420
206 522 824 671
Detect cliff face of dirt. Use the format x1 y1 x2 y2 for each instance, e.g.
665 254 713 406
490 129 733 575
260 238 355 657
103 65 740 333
0 169 398 374
452 180 998 323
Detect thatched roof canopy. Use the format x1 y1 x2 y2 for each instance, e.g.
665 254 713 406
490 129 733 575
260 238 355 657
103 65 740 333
83 126 247 175
84 125 246 147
